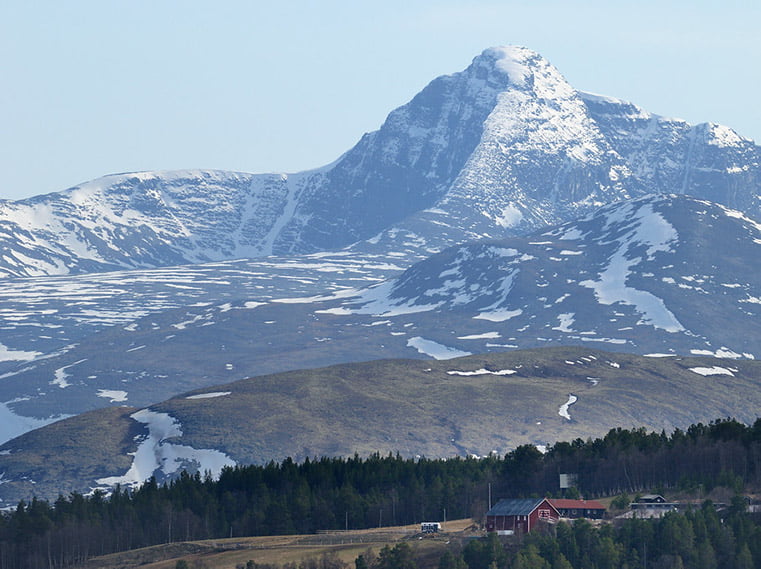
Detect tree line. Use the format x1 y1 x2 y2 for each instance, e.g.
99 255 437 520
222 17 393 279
2 417 761 568
193 502 761 569
454 503 761 569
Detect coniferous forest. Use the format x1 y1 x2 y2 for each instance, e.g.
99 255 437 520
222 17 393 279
2 418 761 568
455 504 761 569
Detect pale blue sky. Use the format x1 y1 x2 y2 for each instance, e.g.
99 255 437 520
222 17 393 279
2 1 759 200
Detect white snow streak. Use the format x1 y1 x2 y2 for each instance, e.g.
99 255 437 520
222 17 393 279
51 360 86 389
354 281 443 316
494 204 524 228
580 204 684 332
552 313 575 333
474 308 523 322
406 337 471 360
95 409 235 490
457 332 501 340
97 389 128 403
447 368 516 376
558 394 578 420
0 343 42 362
186 391 232 400
689 366 735 377
315 307 353 315
690 348 749 359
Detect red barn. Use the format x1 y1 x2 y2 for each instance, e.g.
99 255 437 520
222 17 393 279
485 498 559 534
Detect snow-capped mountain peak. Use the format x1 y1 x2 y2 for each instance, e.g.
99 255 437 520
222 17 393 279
488 46 532 81
0 47 759 278
478 48 609 161
479 45 574 97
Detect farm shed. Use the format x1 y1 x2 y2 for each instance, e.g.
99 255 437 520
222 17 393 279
485 498 559 534
637 494 666 504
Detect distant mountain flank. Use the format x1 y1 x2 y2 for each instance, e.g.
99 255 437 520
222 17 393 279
0 194 758 445
0 46 759 278
354 194 761 358
0 46 759 500
1 346 760 506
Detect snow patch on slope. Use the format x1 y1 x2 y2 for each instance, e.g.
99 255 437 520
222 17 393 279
353 281 443 316
0 402 69 445
558 394 578 420
689 366 735 377
95 409 235 490
553 313 575 333
97 390 128 403
407 337 471 360
481 45 606 162
580 202 684 332
447 368 516 376
494 204 524 228
475 308 523 322
52 360 86 389
457 332 501 340
0 344 41 363
186 391 232 400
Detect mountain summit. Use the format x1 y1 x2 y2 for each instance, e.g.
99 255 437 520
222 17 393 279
0 46 758 277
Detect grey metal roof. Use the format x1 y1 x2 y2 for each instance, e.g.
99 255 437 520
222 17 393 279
486 498 544 517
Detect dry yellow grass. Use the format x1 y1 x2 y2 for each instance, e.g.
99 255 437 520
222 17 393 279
79 519 477 569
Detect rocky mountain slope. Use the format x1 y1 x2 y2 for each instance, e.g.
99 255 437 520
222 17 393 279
0 195 758 449
0 46 760 502
346 194 761 358
0 346 759 506
0 47 758 278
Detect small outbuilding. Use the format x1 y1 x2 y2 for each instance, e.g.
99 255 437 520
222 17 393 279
637 494 666 504
485 498 559 534
630 494 678 514
549 499 606 519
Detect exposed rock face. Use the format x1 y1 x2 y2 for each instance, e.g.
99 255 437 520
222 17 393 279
0 47 758 278
0 46 759 505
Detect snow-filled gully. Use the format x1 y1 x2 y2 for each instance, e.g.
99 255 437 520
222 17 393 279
94 409 234 491
558 394 578 420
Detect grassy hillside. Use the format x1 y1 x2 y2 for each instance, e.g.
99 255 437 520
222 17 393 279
164 346 761 462
1 346 760 505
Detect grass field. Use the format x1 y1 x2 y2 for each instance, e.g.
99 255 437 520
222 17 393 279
77 519 477 569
